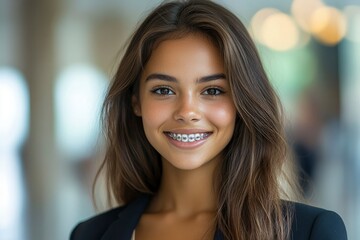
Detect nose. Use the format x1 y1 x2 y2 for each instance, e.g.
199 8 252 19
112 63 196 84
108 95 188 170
173 93 201 123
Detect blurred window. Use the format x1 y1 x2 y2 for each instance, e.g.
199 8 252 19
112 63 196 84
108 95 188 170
0 66 28 240
54 64 108 160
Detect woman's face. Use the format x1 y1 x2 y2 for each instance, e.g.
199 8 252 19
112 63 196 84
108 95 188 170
134 33 236 170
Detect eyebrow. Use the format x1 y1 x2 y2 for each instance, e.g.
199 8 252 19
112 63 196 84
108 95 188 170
145 73 226 83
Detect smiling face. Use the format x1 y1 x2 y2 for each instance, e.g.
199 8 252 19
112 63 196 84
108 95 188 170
133 33 236 171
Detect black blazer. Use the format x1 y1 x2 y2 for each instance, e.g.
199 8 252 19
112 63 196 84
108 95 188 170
70 195 347 240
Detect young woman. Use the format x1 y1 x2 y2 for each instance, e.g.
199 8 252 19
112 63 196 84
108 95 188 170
71 1 347 239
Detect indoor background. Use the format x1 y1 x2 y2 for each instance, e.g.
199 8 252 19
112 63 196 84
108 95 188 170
0 0 359 239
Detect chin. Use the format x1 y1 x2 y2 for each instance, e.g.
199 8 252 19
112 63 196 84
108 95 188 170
162 154 220 172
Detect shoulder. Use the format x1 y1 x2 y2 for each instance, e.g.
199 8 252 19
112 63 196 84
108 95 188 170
70 206 125 240
289 201 347 240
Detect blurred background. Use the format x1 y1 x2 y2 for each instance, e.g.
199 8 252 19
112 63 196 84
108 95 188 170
0 0 359 239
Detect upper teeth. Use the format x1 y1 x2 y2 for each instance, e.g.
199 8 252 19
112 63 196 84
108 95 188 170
168 133 208 142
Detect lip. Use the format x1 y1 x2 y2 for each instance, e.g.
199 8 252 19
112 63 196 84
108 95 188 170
164 129 211 134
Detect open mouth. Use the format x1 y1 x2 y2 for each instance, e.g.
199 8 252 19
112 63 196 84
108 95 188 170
164 132 211 143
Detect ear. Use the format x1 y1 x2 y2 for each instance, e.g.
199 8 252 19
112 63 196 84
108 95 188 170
132 95 142 116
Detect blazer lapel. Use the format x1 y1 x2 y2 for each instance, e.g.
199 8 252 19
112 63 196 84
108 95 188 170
101 195 151 240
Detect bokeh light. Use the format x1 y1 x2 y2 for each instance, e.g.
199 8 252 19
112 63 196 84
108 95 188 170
310 6 347 45
291 0 325 33
250 8 279 42
261 12 300 51
251 9 305 51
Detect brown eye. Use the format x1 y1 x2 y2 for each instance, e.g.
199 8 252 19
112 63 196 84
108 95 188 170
151 87 175 95
203 88 224 96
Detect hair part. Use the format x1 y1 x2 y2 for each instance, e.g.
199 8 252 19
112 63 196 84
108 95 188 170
94 1 301 239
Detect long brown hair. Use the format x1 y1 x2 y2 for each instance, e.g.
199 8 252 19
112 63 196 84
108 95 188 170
96 0 300 239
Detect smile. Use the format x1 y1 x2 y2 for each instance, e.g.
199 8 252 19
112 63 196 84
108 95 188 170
166 132 211 143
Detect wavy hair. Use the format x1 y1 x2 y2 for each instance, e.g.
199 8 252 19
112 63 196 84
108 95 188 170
96 1 299 239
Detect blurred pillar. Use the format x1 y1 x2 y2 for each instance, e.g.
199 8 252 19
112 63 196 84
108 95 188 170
339 38 360 240
22 0 60 239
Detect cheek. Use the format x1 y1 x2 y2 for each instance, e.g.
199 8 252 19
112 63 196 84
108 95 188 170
207 101 236 128
141 100 169 130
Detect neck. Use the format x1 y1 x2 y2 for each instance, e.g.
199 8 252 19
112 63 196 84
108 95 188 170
148 158 219 217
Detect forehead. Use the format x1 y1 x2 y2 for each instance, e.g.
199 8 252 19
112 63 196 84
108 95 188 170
141 33 224 80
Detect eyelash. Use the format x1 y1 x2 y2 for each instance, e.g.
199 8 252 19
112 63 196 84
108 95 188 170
202 87 225 96
150 86 225 96
150 86 175 95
